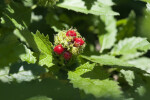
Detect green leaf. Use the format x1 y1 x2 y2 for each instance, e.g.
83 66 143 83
20 45 37 64
128 57 150 74
57 0 119 16
14 29 53 67
23 0 34 7
120 69 147 96
0 67 35 83
45 11 69 32
0 42 25 67
1 2 31 29
0 62 46 83
120 70 135 86
32 31 53 67
117 11 136 41
0 27 13 41
146 3 150 12
0 78 80 100
81 55 133 67
135 86 146 96
124 98 134 100
99 15 117 52
138 78 150 100
5 9 53 67
5 10 53 67
0 33 25 68
141 0 150 4
14 29 38 50
37 0 59 7
138 11 150 41
81 66 110 80
0 4 27 68
111 37 150 60
26 96 52 100
0 0 6 17
68 62 122 98
140 0 150 12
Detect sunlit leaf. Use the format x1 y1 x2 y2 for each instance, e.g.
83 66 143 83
81 55 133 67
99 15 117 52
57 0 119 15
111 37 150 60
68 62 122 98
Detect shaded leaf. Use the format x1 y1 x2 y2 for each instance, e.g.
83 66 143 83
14 29 53 67
37 0 59 7
135 86 146 96
99 15 117 52
1 2 31 29
20 45 37 64
128 57 150 74
111 37 150 60
68 62 122 98
0 67 35 83
0 34 25 68
26 96 52 100
81 66 110 80
120 70 135 86
117 11 136 41
0 62 46 83
0 78 80 100
45 11 69 32
138 11 150 41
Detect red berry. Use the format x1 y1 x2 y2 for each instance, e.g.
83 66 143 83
74 38 84 47
54 44 64 55
63 51 72 60
66 30 77 37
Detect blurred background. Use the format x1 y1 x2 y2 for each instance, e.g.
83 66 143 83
0 0 150 100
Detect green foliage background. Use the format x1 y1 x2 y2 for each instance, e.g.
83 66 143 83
0 0 150 100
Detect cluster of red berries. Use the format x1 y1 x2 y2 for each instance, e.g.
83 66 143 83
53 30 85 60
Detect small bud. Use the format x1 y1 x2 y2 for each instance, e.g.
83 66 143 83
63 51 72 60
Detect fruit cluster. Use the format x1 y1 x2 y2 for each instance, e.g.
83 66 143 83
53 29 85 60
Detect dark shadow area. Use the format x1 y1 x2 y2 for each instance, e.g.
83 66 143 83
0 1 40 66
22 62 46 76
18 29 40 62
111 65 148 74
82 42 100 56
29 19 55 42
113 0 145 19
119 71 150 100
143 50 150 58
81 66 110 80
0 78 80 100
0 0 6 17
9 62 22 74
115 55 122 58
82 0 97 10
2 2 32 28
96 17 107 35
9 62 46 76
0 34 25 68
57 0 64 3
